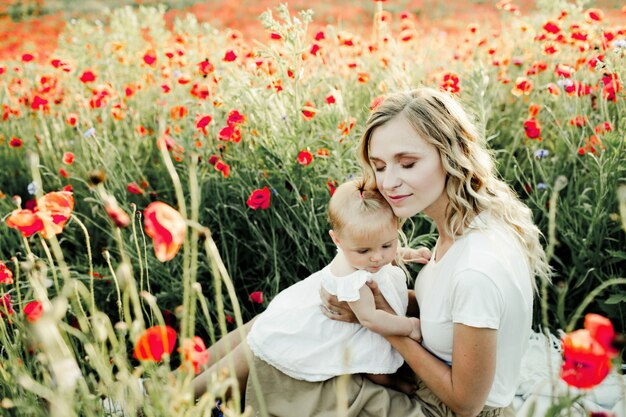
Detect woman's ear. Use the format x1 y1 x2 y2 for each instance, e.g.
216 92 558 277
329 230 340 246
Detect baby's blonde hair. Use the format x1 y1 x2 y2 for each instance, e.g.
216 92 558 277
328 178 398 240
358 88 551 290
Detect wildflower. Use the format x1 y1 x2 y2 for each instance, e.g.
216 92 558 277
317 148 330 157
569 116 587 127
537 183 548 190
249 291 264 304
169 105 188 120
127 182 145 195
523 118 542 141
143 202 186 262
297 150 313 166
0 262 13 285
218 125 241 143
215 160 230 178
585 8 603 22
23 301 43 323
181 336 210 374
511 77 533 96
59 168 69 178
528 103 541 117
370 96 385 110
0 293 14 318
246 187 271 210
601 74 622 102
83 127 96 138
134 325 177 362
594 122 612 134
66 113 78 127
9 137 22 148
546 83 561 96
143 51 157 66
223 50 237 62
36 191 74 238
63 152 74 165
310 44 321 56
196 114 212 135
534 149 549 159
327 180 337 196
79 70 96 83
31 95 49 111
226 110 246 126
561 314 617 389
6 209 44 237
440 72 460 94
555 64 574 78
22 53 35 62
325 94 336 105
301 101 317 120
315 31 325 41
543 20 561 34
104 199 131 228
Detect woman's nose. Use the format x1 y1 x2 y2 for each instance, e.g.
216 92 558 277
380 166 401 190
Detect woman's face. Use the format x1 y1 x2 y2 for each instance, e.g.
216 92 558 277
368 114 448 220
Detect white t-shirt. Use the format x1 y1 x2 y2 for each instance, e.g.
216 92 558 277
414 214 533 407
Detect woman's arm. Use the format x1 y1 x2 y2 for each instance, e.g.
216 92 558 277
348 286 421 341
386 324 497 417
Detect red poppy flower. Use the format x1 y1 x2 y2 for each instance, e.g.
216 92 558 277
528 103 541 118
213 160 230 178
301 101 317 120
601 74 622 102
196 114 212 134
0 262 13 285
565 81 592 97
63 152 74 165
327 180 337 196
560 314 617 389
325 94 336 105
6 209 44 237
440 72 460 94
37 191 74 238
511 77 533 96
555 64 574 78
246 187 271 210
169 105 188 120
105 201 131 229
0 293 14 318
23 300 43 323
143 52 157 66
181 336 210 374
127 182 145 195
249 291 264 304
21 53 35 62
370 96 385 110
310 44 321 56
66 113 78 127
523 118 542 141
218 125 241 143
543 20 561 34
223 50 237 62
134 325 177 362
317 148 330 157
297 150 313 166
9 137 23 148
594 122 612 134
143 202 185 262
31 95 49 111
546 83 561 96
226 110 246 126
79 70 96 83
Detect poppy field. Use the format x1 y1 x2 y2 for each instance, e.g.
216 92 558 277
0 0 625 415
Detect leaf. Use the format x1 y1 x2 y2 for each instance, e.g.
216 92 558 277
604 294 626 305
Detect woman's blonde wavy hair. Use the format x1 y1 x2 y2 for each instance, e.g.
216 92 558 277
358 87 551 290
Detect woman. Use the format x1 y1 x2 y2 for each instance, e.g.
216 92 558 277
243 87 551 417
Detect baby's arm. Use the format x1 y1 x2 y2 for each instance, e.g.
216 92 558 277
348 285 422 342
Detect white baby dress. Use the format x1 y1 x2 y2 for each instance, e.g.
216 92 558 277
246 264 409 381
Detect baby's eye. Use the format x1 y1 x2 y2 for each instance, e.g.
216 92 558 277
357 249 369 254
382 244 392 249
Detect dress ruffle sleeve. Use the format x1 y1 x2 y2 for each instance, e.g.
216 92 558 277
335 270 372 302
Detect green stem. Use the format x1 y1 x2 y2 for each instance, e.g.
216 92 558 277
71 215 95 312
565 278 626 332
103 250 123 320
39 236 60 295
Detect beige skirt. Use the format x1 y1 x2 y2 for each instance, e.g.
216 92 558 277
245 356 515 417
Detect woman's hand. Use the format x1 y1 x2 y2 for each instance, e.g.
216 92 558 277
319 287 358 323
365 280 395 315
399 247 431 264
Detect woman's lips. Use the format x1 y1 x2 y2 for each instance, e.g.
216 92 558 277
387 194 411 204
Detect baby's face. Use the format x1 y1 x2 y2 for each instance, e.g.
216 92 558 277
337 220 398 273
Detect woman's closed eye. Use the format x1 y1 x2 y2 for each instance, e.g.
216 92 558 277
401 162 415 169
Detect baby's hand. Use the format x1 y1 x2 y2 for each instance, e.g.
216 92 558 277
407 317 422 343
